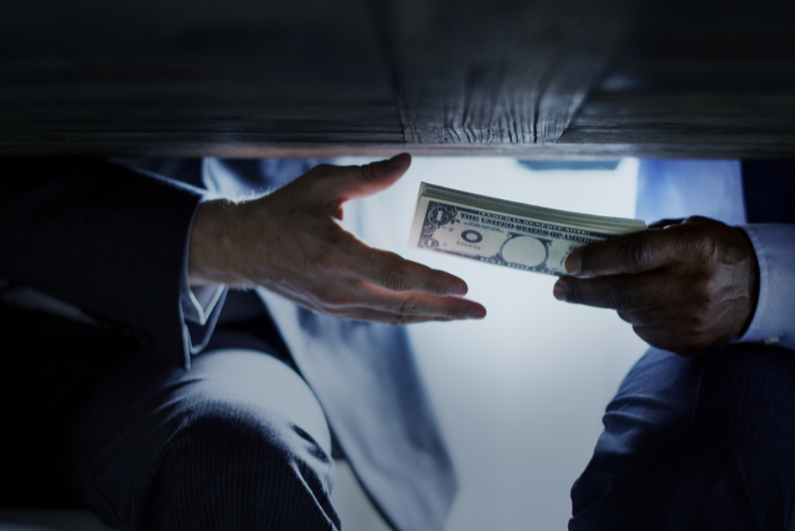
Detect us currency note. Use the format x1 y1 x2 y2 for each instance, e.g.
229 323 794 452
408 182 647 276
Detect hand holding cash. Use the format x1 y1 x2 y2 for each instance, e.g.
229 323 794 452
554 216 759 355
408 182 647 275
409 183 757 355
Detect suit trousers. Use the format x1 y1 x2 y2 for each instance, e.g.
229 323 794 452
570 345 795 531
0 303 340 530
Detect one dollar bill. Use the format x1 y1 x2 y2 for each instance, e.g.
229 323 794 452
408 182 647 276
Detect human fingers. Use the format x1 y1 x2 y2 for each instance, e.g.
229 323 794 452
281 279 486 323
563 225 696 278
341 282 487 321
338 239 472 297
330 307 458 326
552 270 681 311
304 153 412 208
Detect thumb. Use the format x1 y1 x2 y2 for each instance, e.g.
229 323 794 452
313 153 411 204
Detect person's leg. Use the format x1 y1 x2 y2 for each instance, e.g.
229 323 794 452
1 306 339 530
68 347 338 531
570 345 795 531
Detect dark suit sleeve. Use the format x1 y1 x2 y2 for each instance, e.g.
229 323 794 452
0 157 205 366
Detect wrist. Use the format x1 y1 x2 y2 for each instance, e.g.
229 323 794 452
735 226 760 338
188 198 240 286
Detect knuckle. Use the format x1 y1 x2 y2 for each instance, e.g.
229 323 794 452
683 215 712 227
390 314 411 326
424 272 445 295
441 305 460 321
396 296 421 316
563 282 582 304
360 163 379 183
681 224 716 260
384 268 407 291
316 249 346 274
621 239 652 272
315 287 350 307
606 287 630 311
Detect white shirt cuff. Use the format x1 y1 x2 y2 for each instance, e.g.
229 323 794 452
181 283 225 326
737 224 795 351
180 197 227 354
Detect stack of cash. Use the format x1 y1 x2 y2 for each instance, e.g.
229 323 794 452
408 182 647 276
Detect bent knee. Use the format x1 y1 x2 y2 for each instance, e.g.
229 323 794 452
134 408 339 530
189 349 332 455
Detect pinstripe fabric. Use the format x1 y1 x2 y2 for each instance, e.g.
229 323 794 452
570 345 795 531
1 305 340 531
261 290 457 531
1 157 457 531
203 160 458 531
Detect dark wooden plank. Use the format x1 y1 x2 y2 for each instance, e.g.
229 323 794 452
0 0 403 154
1 0 795 158
0 0 629 155
561 69 795 157
560 0 795 158
384 0 628 145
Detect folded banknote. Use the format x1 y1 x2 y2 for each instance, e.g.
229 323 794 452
408 182 647 276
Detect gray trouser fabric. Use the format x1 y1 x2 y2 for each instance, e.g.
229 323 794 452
0 304 339 530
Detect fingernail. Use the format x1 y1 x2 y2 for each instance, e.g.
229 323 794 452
387 153 407 169
553 282 566 301
467 307 487 319
447 283 467 297
565 253 581 276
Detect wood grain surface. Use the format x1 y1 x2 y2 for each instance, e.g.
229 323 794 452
1 0 793 158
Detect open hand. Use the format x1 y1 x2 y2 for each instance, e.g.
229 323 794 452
188 154 487 325
553 216 758 355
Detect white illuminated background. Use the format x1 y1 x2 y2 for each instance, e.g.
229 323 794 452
330 157 649 531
